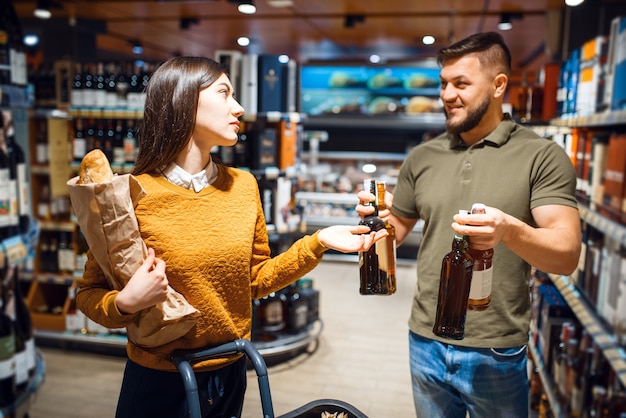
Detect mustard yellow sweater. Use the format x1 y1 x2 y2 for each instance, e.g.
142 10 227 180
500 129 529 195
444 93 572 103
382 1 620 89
76 164 326 371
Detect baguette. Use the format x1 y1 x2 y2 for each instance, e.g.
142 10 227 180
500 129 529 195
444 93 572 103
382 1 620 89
77 149 114 184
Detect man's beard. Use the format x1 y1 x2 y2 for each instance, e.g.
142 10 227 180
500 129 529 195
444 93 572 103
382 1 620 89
444 94 490 135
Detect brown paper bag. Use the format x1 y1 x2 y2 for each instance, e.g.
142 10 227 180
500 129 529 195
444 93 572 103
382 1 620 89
67 174 199 347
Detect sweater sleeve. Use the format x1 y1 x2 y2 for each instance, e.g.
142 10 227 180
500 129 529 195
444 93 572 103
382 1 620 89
248 191 327 300
75 250 138 328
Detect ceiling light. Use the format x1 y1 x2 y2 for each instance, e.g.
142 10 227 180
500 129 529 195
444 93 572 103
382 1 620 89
34 0 62 19
130 41 143 55
237 36 251 47
497 15 513 31
565 0 585 5
422 35 435 45
24 34 39 47
238 1 256 14
497 13 522 31
369 54 381 64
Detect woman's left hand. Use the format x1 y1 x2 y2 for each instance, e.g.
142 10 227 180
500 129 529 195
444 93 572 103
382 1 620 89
318 225 389 253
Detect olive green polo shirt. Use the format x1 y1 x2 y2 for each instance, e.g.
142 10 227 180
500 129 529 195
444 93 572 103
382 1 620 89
392 115 577 348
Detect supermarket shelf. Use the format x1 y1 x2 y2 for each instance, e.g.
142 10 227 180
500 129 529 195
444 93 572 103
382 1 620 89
551 109 626 128
301 151 408 163
548 273 626 387
302 113 446 131
578 204 626 248
34 320 324 359
528 339 562 418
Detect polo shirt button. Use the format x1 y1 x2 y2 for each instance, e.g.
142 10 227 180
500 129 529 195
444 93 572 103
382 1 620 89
464 161 471 168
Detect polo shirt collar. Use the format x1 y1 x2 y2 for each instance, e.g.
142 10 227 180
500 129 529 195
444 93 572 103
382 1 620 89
447 113 516 149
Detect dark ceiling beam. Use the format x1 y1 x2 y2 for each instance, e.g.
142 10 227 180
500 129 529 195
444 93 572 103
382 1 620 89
93 10 547 24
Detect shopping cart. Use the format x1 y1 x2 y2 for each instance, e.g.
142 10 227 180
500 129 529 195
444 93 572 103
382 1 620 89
171 339 368 418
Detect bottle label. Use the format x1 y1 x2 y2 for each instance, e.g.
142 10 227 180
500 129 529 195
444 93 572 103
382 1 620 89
293 304 308 330
469 266 493 300
376 239 389 272
0 356 15 379
0 333 15 362
15 351 27 384
264 300 283 325
0 167 11 227
73 137 86 160
25 338 36 371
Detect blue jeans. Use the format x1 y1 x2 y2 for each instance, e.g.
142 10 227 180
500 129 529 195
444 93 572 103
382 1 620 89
409 331 528 418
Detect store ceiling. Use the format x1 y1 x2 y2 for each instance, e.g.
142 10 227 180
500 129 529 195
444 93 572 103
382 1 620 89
9 0 609 81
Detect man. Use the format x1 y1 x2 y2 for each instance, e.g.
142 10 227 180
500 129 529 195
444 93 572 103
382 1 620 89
357 32 581 417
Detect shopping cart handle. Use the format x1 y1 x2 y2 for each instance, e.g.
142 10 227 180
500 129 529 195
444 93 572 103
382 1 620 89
171 339 275 418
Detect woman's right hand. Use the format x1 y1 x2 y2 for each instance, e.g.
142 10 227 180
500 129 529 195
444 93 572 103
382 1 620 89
115 247 169 314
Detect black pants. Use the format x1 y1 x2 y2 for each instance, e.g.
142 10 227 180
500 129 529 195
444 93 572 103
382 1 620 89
115 356 247 418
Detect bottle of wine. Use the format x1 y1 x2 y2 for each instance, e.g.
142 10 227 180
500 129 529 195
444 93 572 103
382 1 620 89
0 113 14 238
5 116 30 235
4 266 27 395
432 213 474 340
71 62 84 109
376 180 396 295
0 274 17 408
124 119 137 164
358 178 389 295
12 267 35 384
467 203 493 311
112 119 125 166
257 290 286 334
285 282 308 334
73 118 86 164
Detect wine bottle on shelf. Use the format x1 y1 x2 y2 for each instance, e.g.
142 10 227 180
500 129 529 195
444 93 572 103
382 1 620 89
358 178 390 295
71 62 83 108
376 180 396 294
467 203 493 311
0 272 16 408
285 282 308 334
112 119 125 166
432 212 474 340
0 114 16 238
73 118 86 164
5 118 30 235
3 266 27 394
257 291 286 335
124 119 137 164
12 267 34 383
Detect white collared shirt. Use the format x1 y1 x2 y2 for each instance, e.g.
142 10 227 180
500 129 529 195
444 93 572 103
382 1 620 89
162 161 217 193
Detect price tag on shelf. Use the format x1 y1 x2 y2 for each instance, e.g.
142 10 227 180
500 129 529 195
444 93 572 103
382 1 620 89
2 235 26 265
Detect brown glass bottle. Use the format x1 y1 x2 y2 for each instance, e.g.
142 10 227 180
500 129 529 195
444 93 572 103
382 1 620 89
358 179 390 295
432 223 474 340
376 181 397 295
467 203 493 311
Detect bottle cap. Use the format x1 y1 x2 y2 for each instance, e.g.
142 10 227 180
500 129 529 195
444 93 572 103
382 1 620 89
471 203 486 213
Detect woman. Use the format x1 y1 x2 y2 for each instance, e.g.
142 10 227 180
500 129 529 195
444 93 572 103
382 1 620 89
76 56 386 418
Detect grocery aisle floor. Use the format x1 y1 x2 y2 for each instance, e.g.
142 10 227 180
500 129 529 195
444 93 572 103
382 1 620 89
29 257 418 418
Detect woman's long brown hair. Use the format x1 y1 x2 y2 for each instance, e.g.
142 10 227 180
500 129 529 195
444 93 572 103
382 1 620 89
132 56 226 175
